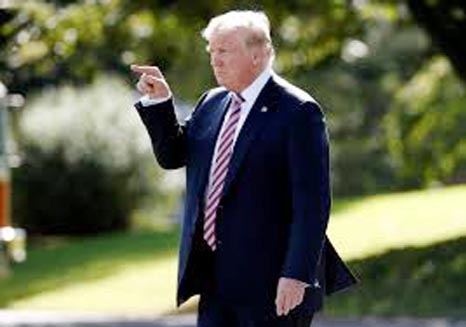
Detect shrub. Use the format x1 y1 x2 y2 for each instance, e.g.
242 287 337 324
13 76 163 235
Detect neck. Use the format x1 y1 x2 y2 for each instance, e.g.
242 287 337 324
235 64 269 93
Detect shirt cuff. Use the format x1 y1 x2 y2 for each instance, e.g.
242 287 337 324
139 93 172 107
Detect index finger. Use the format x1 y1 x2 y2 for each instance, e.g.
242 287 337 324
130 65 163 78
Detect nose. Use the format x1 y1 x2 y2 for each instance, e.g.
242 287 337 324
210 52 222 68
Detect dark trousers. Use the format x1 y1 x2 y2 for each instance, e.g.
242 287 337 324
197 294 314 327
190 222 314 327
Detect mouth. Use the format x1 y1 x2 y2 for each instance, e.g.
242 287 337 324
214 70 226 78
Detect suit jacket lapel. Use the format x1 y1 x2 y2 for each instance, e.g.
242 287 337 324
222 77 279 197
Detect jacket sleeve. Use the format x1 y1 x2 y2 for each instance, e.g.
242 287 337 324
280 101 331 286
134 98 187 169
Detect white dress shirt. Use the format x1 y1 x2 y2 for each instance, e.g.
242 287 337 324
211 66 272 163
202 67 272 203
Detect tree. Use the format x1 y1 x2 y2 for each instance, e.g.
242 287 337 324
0 0 361 99
384 57 466 187
2 1 464 197
407 0 466 83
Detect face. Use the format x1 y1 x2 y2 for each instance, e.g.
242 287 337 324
207 29 259 93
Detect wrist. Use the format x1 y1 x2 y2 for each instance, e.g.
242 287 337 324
139 94 172 107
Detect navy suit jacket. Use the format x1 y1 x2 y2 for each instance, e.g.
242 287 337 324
135 74 357 318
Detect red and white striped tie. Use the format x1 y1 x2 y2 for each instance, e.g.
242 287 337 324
203 93 244 250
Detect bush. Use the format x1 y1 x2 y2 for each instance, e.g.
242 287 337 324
13 76 163 235
384 57 466 188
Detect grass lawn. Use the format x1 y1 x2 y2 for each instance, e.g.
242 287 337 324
328 184 466 260
0 230 181 315
0 184 465 317
326 236 466 318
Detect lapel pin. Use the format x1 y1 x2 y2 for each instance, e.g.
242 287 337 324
261 106 268 113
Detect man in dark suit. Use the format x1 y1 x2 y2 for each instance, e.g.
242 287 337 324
131 10 357 327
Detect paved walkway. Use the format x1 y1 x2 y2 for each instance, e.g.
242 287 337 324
0 310 465 327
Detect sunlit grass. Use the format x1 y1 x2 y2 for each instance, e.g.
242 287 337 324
0 230 180 315
10 257 178 315
1 184 465 316
328 184 466 260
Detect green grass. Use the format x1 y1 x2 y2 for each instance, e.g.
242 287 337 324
325 236 466 318
0 230 180 315
328 184 466 260
0 184 465 317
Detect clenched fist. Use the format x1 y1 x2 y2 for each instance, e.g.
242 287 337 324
131 64 171 100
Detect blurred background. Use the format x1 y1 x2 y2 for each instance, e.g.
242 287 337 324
0 0 465 320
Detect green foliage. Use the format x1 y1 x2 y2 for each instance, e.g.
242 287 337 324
1 1 465 196
299 24 431 196
1 0 208 97
384 57 466 188
1 0 361 100
326 237 466 318
407 0 466 83
12 77 162 235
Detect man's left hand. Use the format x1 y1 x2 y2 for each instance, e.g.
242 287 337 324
275 277 307 316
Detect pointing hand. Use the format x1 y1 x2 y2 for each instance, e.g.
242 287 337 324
131 64 171 99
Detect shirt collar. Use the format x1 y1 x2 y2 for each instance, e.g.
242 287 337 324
237 66 273 106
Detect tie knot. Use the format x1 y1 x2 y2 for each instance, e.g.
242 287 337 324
231 92 244 106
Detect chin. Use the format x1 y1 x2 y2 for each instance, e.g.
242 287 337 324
216 77 231 89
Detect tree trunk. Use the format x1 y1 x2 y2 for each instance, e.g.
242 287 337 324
407 0 466 82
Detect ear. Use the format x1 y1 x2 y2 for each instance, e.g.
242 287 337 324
251 48 261 66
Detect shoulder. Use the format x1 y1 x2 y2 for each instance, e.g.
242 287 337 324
194 86 228 111
273 74 319 105
185 86 228 123
200 86 229 105
271 74 324 120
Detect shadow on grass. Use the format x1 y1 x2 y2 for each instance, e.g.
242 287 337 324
0 229 180 307
3 227 465 319
326 236 466 318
